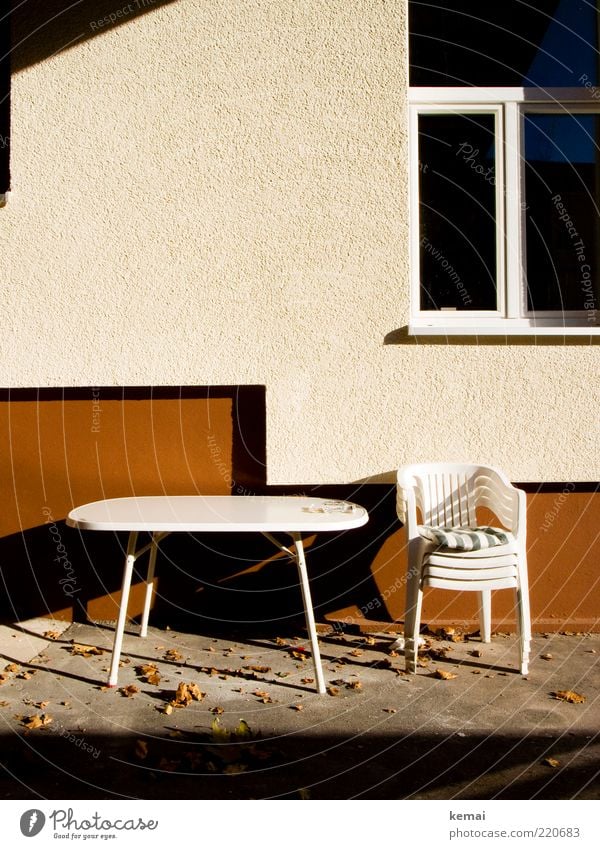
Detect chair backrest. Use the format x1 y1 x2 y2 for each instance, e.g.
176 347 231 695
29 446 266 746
397 463 518 530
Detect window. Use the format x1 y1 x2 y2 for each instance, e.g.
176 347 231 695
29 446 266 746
409 1 600 334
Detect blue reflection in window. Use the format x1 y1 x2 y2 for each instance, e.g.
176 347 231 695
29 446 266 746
525 113 596 164
525 0 597 86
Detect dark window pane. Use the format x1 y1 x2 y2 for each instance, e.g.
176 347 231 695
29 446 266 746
419 114 497 311
0 8 9 194
410 1 598 87
525 113 600 315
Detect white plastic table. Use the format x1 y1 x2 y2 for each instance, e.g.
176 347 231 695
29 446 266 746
66 495 368 694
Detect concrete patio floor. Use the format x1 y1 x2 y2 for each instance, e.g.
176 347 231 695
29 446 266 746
0 618 598 800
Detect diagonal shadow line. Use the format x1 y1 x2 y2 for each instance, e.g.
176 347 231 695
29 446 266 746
0 653 100 686
10 0 181 74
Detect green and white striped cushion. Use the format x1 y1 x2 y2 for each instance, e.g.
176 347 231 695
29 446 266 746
418 525 511 551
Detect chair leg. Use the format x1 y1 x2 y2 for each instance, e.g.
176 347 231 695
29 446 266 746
404 546 423 673
516 582 531 675
479 590 492 643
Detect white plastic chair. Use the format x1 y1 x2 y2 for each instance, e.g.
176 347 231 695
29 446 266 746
395 463 531 675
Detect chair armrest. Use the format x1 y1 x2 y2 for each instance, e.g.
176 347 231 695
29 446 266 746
397 484 420 540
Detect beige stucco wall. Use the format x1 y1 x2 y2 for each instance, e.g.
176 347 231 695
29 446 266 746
2 0 598 483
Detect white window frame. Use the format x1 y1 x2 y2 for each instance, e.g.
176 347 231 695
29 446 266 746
409 87 600 336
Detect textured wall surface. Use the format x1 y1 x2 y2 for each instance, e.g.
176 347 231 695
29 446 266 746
2 0 598 483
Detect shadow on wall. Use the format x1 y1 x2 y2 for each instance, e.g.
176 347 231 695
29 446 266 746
10 0 180 73
0 9 9 194
1 0 181 192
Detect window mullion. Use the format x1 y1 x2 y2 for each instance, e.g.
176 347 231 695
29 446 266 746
504 102 523 319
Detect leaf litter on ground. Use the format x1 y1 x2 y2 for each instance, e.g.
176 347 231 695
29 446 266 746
70 643 105 658
17 713 53 730
136 664 161 686
552 690 585 704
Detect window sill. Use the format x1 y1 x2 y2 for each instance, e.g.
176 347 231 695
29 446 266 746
408 321 600 337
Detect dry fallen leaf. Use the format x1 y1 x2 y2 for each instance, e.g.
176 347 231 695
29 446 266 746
383 707 397 714
17 672 33 680
543 756 560 768
290 650 308 661
136 664 161 686
470 649 483 658
119 685 139 698
253 690 273 704
70 644 104 657
349 649 363 657
347 680 363 691
552 690 586 704
435 669 458 680
34 701 49 709
20 713 53 730
541 653 553 661
275 637 287 646
211 706 225 715
0 700 9 707
429 647 453 660
164 648 184 662
364 636 376 646
159 703 174 716
4 663 19 673
327 686 341 697
201 667 219 677
244 665 271 674
170 682 205 707
223 763 248 774
188 683 204 700
43 630 61 641
135 740 148 760
0 674 9 685
291 704 303 711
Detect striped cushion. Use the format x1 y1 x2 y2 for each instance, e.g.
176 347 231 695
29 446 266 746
418 525 510 551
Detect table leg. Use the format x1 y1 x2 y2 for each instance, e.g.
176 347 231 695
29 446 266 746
107 531 138 687
140 533 159 638
291 532 326 695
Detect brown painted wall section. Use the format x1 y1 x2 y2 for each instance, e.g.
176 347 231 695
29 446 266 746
0 387 266 622
330 488 599 633
0 392 597 632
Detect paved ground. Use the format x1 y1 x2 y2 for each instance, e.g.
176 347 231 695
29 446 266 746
0 619 598 800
